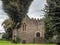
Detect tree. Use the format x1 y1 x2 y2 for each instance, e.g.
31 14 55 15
2 0 33 42
2 0 33 29
44 0 60 43
2 18 13 40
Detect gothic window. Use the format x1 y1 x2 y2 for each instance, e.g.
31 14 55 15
36 32 40 37
23 23 26 31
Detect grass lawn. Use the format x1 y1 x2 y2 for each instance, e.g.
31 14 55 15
0 40 57 45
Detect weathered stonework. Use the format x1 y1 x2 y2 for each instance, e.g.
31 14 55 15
13 15 45 43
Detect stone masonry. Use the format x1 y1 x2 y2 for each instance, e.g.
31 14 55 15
12 15 45 43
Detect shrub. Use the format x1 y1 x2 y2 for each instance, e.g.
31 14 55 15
47 38 54 44
12 37 21 43
56 34 60 43
2 33 6 39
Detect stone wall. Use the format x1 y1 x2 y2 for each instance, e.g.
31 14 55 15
12 15 45 43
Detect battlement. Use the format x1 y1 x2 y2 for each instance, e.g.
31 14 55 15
26 15 42 20
31 18 40 21
25 15 44 23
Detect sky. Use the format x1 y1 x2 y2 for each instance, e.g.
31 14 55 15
0 0 8 33
28 0 46 19
0 0 46 33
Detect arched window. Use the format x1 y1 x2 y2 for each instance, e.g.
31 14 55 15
36 32 40 37
23 23 26 31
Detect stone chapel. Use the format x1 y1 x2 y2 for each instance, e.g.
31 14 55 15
12 15 45 43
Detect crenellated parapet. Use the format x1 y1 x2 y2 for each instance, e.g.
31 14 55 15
24 15 44 25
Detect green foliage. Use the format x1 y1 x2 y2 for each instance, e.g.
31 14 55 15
44 0 60 43
2 0 33 29
44 14 54 39
2 19 13 28
12 37 21 43
2 33 6 39
2 0 33 42
56 34 60 43
2 19 13 40
2 28 12 40
15 37 21 43
47 39 54 44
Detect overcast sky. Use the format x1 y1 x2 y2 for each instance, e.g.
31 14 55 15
28 0 46 19
0 0 46 32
